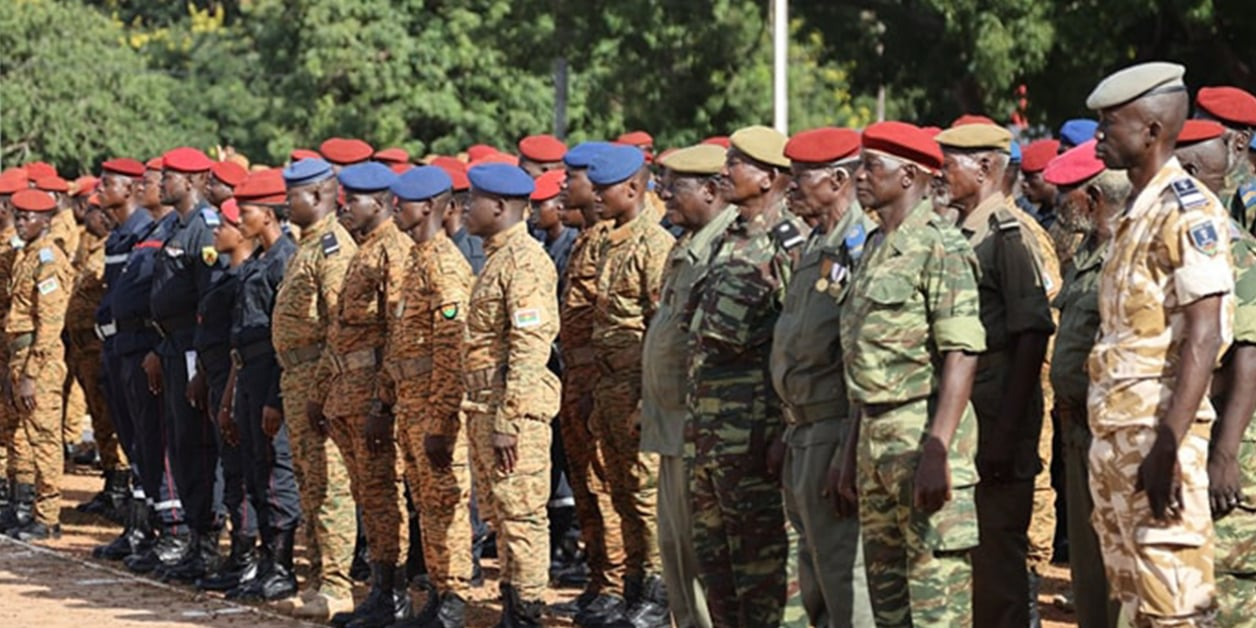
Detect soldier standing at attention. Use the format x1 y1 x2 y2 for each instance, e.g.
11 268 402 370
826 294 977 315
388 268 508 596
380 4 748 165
0 174 28 531
835 121 985 626
3 189 74 540
935 124 1055 628
272 158 358 621
1191 87 1256 229
518 134 568 178
771 127 876 627
1085 61 1233 626
642 144 733 628
1042 141 1127 628
314 162 413 628
462 163 559 627
208 161 248 210
688 125 804 627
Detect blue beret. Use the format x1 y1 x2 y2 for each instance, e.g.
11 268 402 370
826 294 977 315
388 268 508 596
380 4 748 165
1008 141 1022 163
588 145 645 186
391 166 452 202
468 163 535 198
338 162 397 193
563 141 613 168
283 158 334 188
1058 119 1098 147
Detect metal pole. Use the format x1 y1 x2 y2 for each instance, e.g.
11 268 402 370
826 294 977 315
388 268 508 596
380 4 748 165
772 0 788 134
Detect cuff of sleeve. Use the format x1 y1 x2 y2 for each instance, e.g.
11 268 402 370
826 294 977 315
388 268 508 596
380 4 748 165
933 317 987 353
1235 304 1256 344
1175 259 1235 305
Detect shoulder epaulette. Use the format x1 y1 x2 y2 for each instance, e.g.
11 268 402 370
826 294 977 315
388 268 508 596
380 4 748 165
843 222 867 262
201 206 221 227
321 232 340 257
992 207 1021 233
38 247 54 264
1238 180 1256 209
772 221 805 251
1170 178 1209 210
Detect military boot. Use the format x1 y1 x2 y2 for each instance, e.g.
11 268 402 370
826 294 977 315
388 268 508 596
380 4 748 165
103 469 132 523
403 591 467 628
511 589 545 628
4 483 35 537
1028 569 1043 628
12 520 60 541
605 575 669 628
331 562 388 627
0 478 12 528
346 563 411 627
576 577 635 627
125 529 191 574
160 528 219 583
252 529 298 601
494 584 517 628
95 498 152 560
8 481 61 541
76 472 116 517
197 533 259 591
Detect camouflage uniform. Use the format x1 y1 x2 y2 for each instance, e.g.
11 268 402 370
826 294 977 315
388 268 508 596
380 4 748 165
960 193 1055 628
273 213 357 598
65 231 125 472
0 227 25 482
463 221 561 602
49 209 80 258
687 203 804 627
641 207 736 628
559 220 623 594
770 205 876 627
6 232 74 527
1088 158 1232 624
841 199 985 627
313 219 411 566
1049 235 1120 628
382 231 474 598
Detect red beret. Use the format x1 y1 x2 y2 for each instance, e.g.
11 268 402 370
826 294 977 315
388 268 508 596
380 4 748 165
471 152 520 167
785 128 861 164
518 135 568 162
102 158 145 177
87 193 101 207
24 162 57 179
72 176 99 197
466 144 499 162
951 114 997 127
1196 86 1256 128
389 163 414 175
11 189 57 212
531 169 566 202
233 169 287 204
35 176 69 193
163 147 214 173
702 136 730 148
0 174 27 195
616 131 654 146
921 126 942 137
219 198 240 224
210 161 249 187
374 147 410 164
432 157 470 191
1020 139 1061 174
290 148 322 162
146 157 164 171
319 138 374 165
861 121 943 172
1043 140 1104 187
1176 119 1226 145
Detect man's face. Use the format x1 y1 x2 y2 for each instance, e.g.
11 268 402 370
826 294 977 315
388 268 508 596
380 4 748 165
594 179 634 222
1095 104 1150 170
940 152 981 210
669 175 716 230
1175 138 1231 196
207 176 234 207
1023 171 1058 206
393 199 430 233
98 174 132 208
1056 185 1092 233
854 151 905 210
720 150 769 204
340 191 384 233
141 171 162 207
238 202 271 239
84 207 113 238
789 164 837 220
465 192 499 238
563 168 595 209
14 210 49 243
159 169 189 205
286 184 321 228
530 197 562 231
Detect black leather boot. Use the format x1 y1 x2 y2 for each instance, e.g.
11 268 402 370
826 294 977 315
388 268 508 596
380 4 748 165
346 563 411 627
505 584 544 628
95 498 152 560
605 575 669 628
160 528 219 582
1028 569 1043 628
576 576 634 627
332 562 387 627
398 590 467 628
197 533 259 591
4 483 35 537
103 469 132 523
125 529 191 574
252 529 298 601
76 472 116 516
494 584 516 628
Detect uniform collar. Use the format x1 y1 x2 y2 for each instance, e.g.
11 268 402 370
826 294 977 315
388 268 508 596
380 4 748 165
606 211 651 245
959 192 1006 242
484 221 528 257
301 213 339 244
1125 157 1187 222
414 229 451 255
361 218 398 246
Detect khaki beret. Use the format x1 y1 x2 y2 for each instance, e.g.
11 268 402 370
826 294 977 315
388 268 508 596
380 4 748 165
730 125 790 169
659 144 726 176
934 124 1013 152
1086 61 1186 111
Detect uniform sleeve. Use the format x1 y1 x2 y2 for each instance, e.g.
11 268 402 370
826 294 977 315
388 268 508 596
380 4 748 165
192 220 218 299
25 254 73 380
308 243 354 405
925 231 987 354
640 231 672 325
1232 239 1256 344
424 256 472 437
1166 203 1235 305
996 228 1056 335
496 253 561 434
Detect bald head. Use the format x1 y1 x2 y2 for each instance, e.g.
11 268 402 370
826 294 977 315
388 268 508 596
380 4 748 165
1175 136 1230 195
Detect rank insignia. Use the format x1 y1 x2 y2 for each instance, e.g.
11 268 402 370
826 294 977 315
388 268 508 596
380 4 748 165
1188 220 1220 256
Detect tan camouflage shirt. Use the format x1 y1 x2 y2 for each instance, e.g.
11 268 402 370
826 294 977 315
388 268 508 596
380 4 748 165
559 220 613 371
6 231 73 380
49 209 79 258
590 211 673 370
65 232 106 333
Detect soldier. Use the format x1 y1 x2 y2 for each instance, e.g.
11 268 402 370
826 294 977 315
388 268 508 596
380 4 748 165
1023 138 1084 272
0 174 27 530
35 175 80 257
518 134 568 178
1172 119 1256 626
272 158 358 621
438 162 486 275
461 163 559 627
321 138 375 174
529 169 578 281
688 126 803 626
1191 86 1256 229
383 166 474 628
1085 61 1233 626
4 189 75 540
208 160 248 210
936 123 1055 628
643 144 731 628
148 147 227 583
1042 140 1126 628
313 162 412 628
770 127 876 627
834 121 984 626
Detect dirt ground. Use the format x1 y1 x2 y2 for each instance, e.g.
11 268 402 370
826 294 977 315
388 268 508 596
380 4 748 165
0 469 1082 627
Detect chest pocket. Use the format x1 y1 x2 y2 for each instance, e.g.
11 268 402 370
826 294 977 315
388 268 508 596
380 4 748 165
695 261 773 353
468 278 505 338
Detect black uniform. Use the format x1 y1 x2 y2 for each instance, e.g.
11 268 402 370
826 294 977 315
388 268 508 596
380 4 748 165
98 209 152 475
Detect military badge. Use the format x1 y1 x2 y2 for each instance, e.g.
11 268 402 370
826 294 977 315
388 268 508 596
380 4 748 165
38 247 54 263
513 308 541 328
440 303 459 320
321 232 340 257
201 246 218 265
37 277 58 295
1171 179 1208 209
1188 220 1220 256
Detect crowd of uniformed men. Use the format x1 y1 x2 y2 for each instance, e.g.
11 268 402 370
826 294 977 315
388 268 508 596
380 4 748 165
0 60 1253 628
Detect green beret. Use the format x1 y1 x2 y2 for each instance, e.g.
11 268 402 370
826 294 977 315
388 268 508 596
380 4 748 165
935 124 1013 152
730 125 790 169
659 144 726 176
1086 61 1186 111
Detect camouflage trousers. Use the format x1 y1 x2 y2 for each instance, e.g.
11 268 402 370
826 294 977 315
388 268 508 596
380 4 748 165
589 373 660 579
560 361 623 594
1210 436 1256 628
327 408 409 566
857 398 976 627
782 419 875 627
657 454 712 628
1029 371 1057 573
467 412 551 601
0 382 27 480
68 332 126 471
1061 413 1120 628
397 401 472 597
1088 423 1216 625
10 347 67 526
60 358 85 448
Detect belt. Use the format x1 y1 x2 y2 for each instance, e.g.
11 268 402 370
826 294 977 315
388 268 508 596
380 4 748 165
861 398 921 419
115 318 151 333
783 399 848 425
230 340 274 370
596 347 641 375
276 342 324 369
330 346 380 375
386 355 434 382
94 321 118 340
977 349 1006 372
9 333 34 352
199 345 231 369
564 346 597 368
465 366 505 392
152 313 198 339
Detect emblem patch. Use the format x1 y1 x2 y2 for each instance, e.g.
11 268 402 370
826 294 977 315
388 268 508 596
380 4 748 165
1188 220 1220 256
201 246 218 265
38 247 54 264
440 303 459 320
37 277 58 295
513 308 542 328
321 232 340 257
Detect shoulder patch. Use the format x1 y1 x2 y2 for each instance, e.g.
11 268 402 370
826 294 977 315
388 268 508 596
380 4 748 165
844 222 867 262
439 302 459 320
37 277 59 295
1240 181 1256 209
201 246 219 266
1188 219 1221 256
993 208 1020 232
512 308 542 329
38 247 54 264
10 236 24 250
1171 178 1209 210
202 206 221 227
321 232 340 257
773 221 805 250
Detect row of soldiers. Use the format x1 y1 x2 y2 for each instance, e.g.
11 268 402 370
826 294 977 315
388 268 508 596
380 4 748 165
0 58 1255 628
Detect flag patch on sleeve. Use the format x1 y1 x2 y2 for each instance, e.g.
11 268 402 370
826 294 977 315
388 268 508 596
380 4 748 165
512 308 541 328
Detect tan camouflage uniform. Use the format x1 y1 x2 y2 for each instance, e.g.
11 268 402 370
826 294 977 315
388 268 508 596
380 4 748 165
65 231 124 471
0 226 25 479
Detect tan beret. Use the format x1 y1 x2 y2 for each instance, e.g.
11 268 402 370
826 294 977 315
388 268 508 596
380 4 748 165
1086 61 1186 111
659 144 726 176
729 125 790 169
935 124 1013 152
